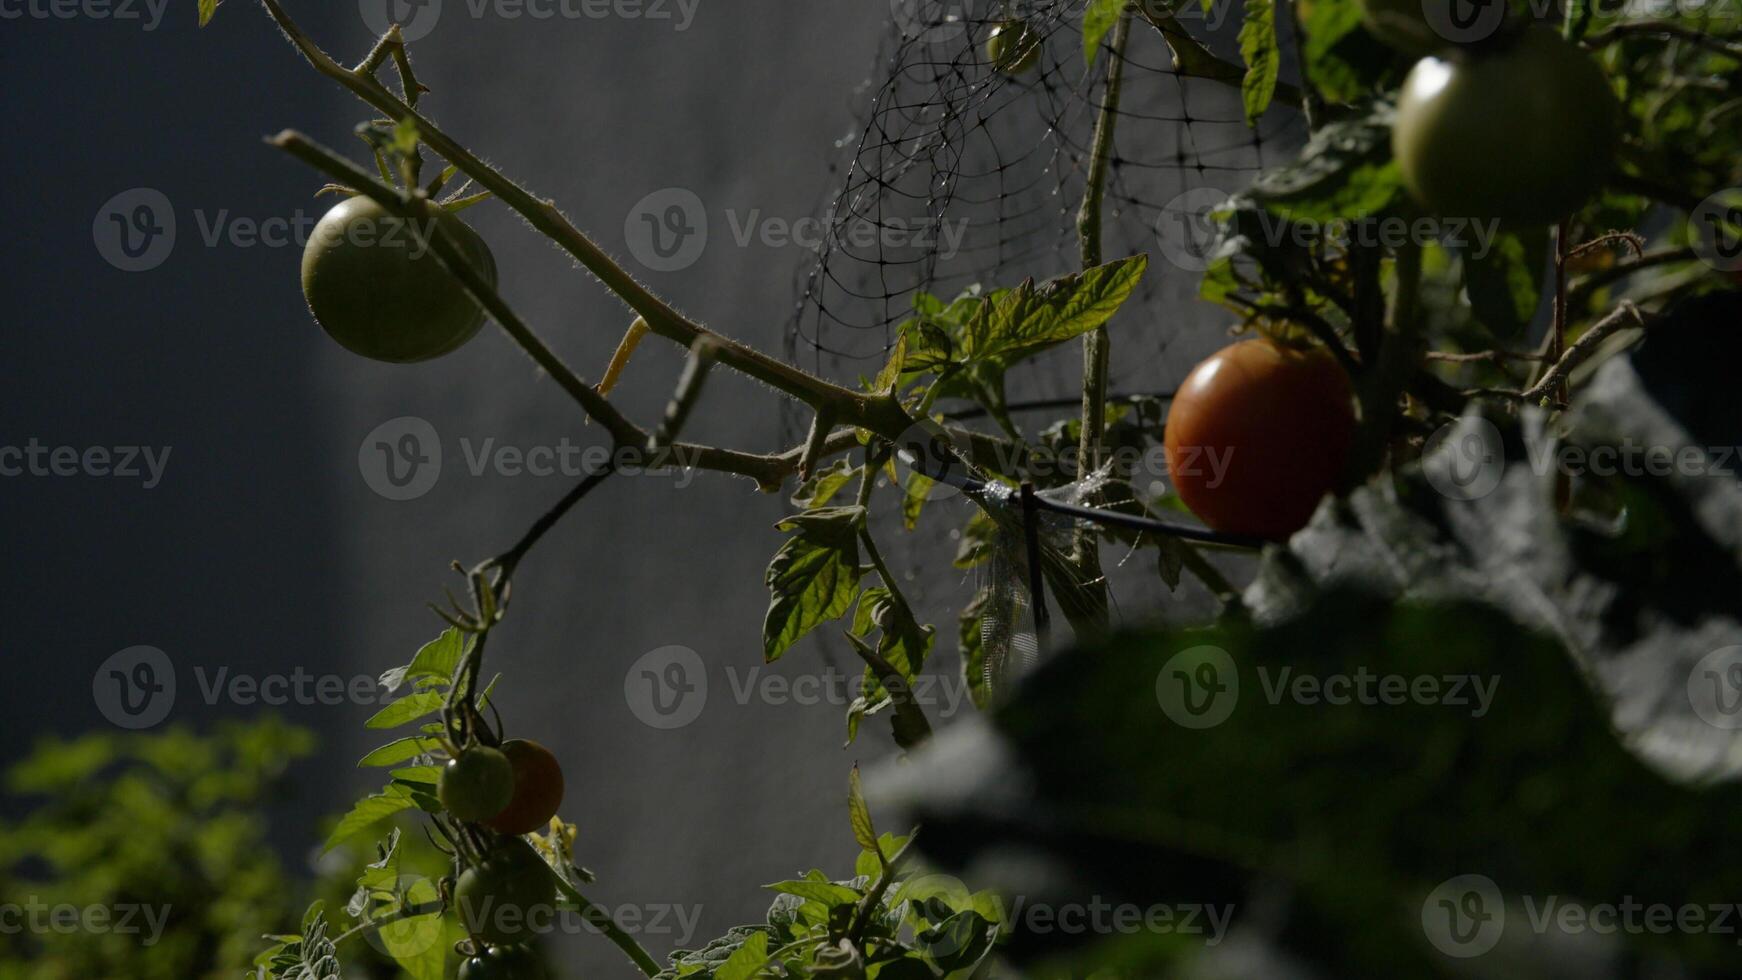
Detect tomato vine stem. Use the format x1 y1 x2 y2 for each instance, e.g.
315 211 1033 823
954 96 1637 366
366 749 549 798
257 0 907 437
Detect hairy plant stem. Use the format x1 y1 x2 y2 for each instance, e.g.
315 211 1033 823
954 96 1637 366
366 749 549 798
550 871 663 977
272 130 877 492
1069 11 1132 619
1521 302 1647 403
1075 12 1132 468
257 0 907 439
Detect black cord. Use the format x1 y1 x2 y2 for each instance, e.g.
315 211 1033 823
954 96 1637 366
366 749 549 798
892 445 1264 550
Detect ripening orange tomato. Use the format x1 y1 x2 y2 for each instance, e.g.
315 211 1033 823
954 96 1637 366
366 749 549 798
1163 337 1356 541
483 739 565 836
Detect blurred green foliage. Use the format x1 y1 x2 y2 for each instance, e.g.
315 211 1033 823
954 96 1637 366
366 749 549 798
0 719 313 979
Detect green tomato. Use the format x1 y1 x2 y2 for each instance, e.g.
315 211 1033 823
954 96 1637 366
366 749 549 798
300 195 496 363
458 944 547 980
455 839 555 946
986 20 1041 75
439 747 515 823
1393 27 1620 225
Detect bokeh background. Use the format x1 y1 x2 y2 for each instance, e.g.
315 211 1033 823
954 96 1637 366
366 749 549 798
0 1 1267 974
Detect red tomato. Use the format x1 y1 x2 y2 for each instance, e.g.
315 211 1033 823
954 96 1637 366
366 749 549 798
484 739 566 836
1163 338 1356 541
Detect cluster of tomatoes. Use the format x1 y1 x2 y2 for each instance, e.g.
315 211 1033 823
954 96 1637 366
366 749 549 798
1163 16 1620 541
436 739 567 980
297 15 1621 546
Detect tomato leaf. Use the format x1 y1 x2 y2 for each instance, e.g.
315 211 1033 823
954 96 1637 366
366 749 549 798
1238 0 1281 126
712 930 769 980
1082 0 1124 68
356 736 441 768
961 255 1148 368
1463 228 1548 338
363 689 446 730
322 785 420 853
764 880 863 908
762 506 867 662
1249 102 1401 223
848 766 882 860
1299 0 1400 103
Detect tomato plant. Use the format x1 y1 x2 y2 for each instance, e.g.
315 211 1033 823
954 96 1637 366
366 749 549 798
439 746 515 823
301 195 496 363
189 0 1742 977
454 838 555 947
1393 26 1620 224
1163 336 1355 541
482 739 565 836
458 944 545 980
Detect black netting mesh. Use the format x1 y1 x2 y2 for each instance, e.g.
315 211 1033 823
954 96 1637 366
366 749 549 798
781 1 1307 639
785 0 1306 416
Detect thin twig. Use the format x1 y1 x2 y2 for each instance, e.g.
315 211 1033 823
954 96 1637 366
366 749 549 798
1587 20 1742 60
647 337 720 452
255 0 906 436
269 130 864 492
1520 302 1649 403
1568 247 1698 307
1071 10 1133 617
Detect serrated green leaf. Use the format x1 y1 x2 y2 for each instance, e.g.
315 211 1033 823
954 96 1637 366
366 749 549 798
764 879 864 908
763 507 867 662
849 765 881 859
869 334 908 394
958 588 993 711
197 0 220 26
323 785 420 853
1239 0 1281 126
900 470 935 530
403 628 468 687
1464 228 1548 338
1082 0 1124 67
1249 103 1400 223
388 764 442 786
364 690 446 730
961 256 1147 369
357 737 441 768
791 458 856 510
713 930 769 980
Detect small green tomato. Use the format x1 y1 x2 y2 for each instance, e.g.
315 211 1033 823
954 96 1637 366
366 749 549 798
300 195 497 363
